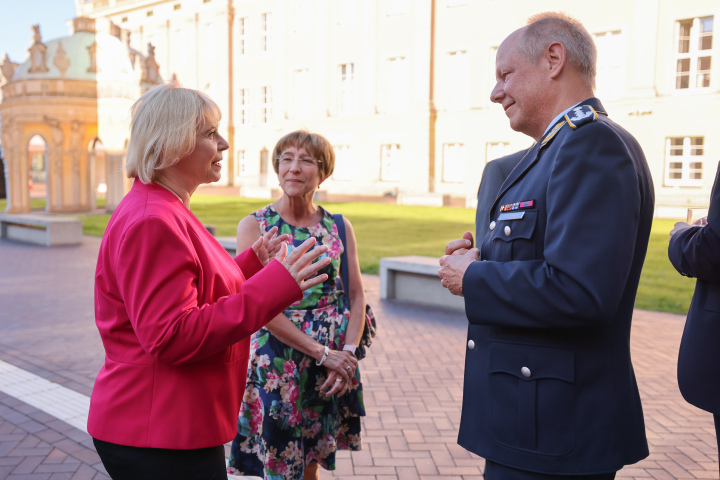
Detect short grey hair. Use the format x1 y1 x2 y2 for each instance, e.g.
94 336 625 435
125 83 221 183
519 12 597 89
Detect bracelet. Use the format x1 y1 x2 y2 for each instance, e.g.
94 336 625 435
342 344 357 355
316 346 329 366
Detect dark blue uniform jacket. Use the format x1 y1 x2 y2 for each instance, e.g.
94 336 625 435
669 161 720 416
459 98 653 475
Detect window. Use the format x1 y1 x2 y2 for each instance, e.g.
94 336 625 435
147 10 153 16
261 86 272 124
235 150 248 180
387 0 409 15
337 0 357 24
380 144 401 181
447 50 469 110
295 0 312 31
442 144 466 183
386 56 408 113
338 63 356 115
488 46 501 108
486 142 508 163
332 145 352 181
238 17 247 56
174 3 181 10
261 12 272 52
675 16 713 90
238 88 247 125
121 16 128 22
594 30 624 101
202 22 216 62
294 68 311 119
665 137 704 186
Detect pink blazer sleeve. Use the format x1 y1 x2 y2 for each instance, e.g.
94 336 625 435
234 247 264 278
115 215 301 365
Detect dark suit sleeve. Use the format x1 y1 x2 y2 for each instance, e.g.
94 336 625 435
669 162 720 282
463 123 642 328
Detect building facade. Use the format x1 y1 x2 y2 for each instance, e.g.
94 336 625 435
68 0 720 215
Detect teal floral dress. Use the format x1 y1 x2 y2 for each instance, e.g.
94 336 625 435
227 205 365 480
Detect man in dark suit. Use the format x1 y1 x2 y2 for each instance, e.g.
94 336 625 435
668 162 720 471
438 12 654 479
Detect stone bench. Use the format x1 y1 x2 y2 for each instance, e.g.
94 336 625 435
0 214 83 246
217 236 237 256
380 255 465 311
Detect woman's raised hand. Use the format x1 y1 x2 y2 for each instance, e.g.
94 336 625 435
275 237 331 291
251 226 291 266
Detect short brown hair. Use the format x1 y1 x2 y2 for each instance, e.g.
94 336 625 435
520 12 597 89
271 130 335 179
125 83 221 183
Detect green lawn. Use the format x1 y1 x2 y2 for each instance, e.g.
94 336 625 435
0 195 696 315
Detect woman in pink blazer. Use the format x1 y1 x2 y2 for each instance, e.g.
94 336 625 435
88 83 331 480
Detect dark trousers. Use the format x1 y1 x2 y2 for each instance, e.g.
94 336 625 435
484 460 616 480
93 438 227 480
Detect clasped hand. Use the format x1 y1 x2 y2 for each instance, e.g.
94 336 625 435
319 350 358 397
253 230 331 292
438 231 479 297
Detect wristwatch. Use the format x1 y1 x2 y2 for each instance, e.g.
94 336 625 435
342 344 357 355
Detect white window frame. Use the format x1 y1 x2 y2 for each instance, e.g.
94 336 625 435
664 136 704 187
380 144 402 182
338 63 356 116
261 85 272 124
386 56 408 113
238 17 247 56
261 12 272 53
442 143 466 183
337 0 358 24
594 30 625 101
294 68 312 119
486 142 508 164
295 0 311 31
238 88 247 125
674 16 713 91
446 50 470 110
332 145 352 181
387 0 409 16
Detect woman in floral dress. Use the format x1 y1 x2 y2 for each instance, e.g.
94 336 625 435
228 130 367 480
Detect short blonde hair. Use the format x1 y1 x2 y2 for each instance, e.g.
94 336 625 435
125 83 221 183
272 130 335 179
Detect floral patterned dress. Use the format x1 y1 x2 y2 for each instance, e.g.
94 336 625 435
227 204 365 480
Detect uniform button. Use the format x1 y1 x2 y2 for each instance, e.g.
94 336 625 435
521 366 531 378
504 226 511 237
467 340 475 350
489 221 496 231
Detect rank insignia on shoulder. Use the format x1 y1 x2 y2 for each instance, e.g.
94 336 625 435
499 199 534 212
564 105 598 129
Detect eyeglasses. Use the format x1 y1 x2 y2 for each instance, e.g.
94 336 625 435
278 155 321 167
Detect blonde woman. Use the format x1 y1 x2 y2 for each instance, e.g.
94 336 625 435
88 86 329 480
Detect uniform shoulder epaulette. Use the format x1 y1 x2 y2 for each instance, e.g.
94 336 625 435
564 105 599 129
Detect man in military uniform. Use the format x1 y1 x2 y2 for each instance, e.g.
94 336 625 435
475 150 527 248
438 12 654 479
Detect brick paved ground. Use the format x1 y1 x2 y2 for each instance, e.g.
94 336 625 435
0 236 717 479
